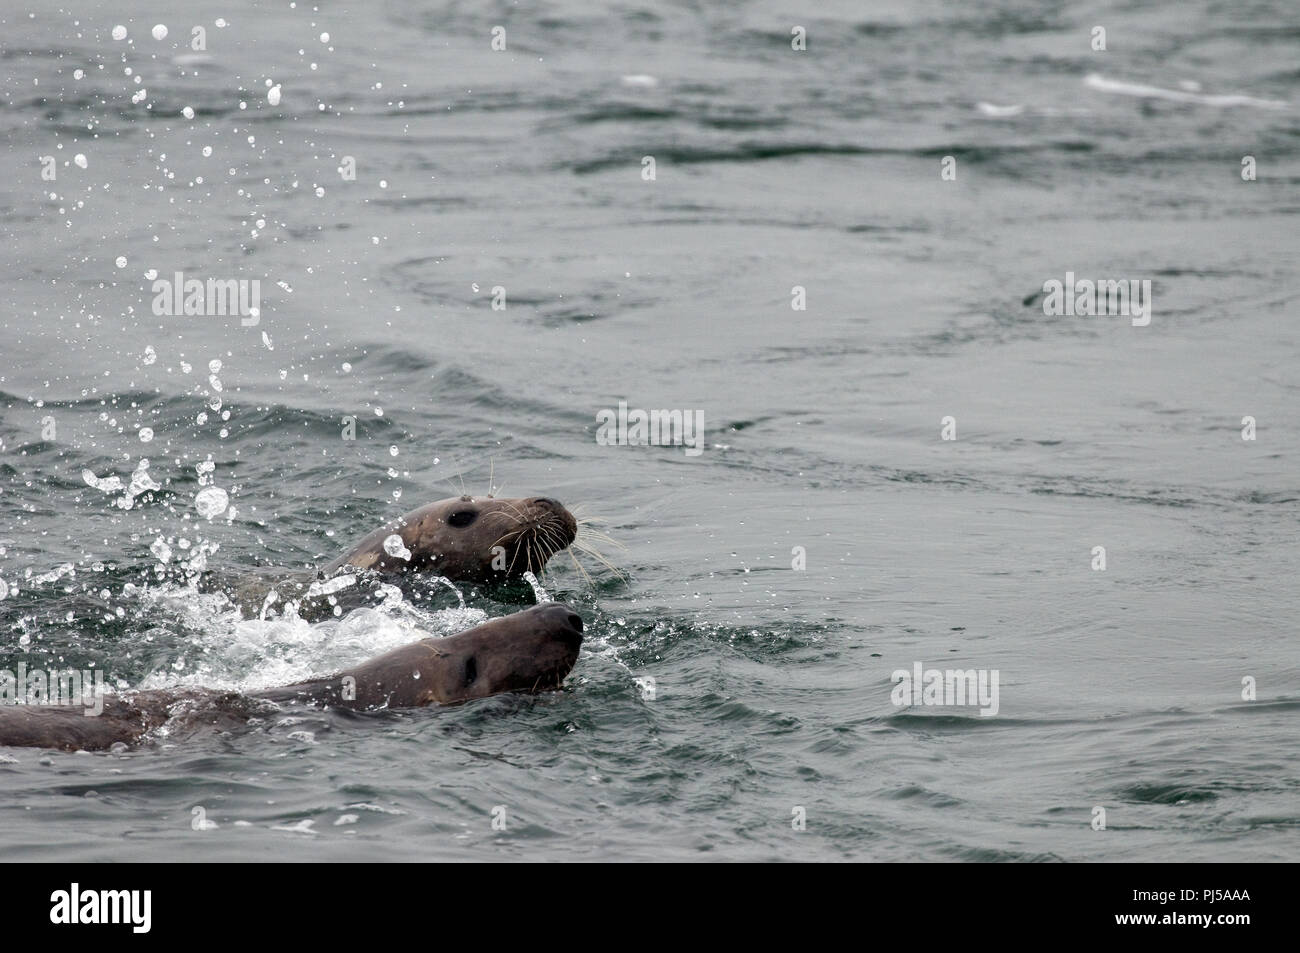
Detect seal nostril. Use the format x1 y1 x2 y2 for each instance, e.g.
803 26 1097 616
534 497 561 510
567 613 583 632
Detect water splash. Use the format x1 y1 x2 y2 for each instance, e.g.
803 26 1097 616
134 581 487 694
523 571 550 603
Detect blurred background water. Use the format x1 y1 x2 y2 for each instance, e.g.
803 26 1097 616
0 0 1297 860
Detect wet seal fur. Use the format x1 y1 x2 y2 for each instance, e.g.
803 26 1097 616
0 604 584 752
324 495 578 583
206 495 579 618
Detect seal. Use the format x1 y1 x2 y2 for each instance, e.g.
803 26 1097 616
203 494 580 618
0 604 584 752
321 495 579 584
260 603 584 708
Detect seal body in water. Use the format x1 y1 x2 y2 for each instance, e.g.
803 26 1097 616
205 495 579 618
0 604 584 752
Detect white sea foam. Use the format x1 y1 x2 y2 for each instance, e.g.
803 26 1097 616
134 581 487 694
1084 73 1287 110
976 102 1025 118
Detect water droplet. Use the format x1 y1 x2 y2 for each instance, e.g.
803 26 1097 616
382 534 412 561
195 486 229 520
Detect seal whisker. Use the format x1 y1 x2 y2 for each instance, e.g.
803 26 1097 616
567 548 594 586
573 514 626 551
483 525 522 546
533 515 560 548
490 531 518 553
575 517 622 536
488 515 530 544
506 538 527 575
574 530 624 561
538 523 564 557
496 498 528 518
482 512 525 536
496 504 532 530
571 539 627 580
575 531 621 549
481 505 525 525
576 529 625 551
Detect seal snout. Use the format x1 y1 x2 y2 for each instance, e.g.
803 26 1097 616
560 610 584 649
560 617 584 653
527 497 577 540
515 496 578 557
534 602 584 650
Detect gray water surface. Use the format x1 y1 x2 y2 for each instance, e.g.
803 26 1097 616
0 0 1297 861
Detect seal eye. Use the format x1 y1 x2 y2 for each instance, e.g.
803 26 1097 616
464 657 477 685
447 510 478 528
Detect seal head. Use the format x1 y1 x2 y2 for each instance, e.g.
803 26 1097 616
260 602 586 708
321 496 578 584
